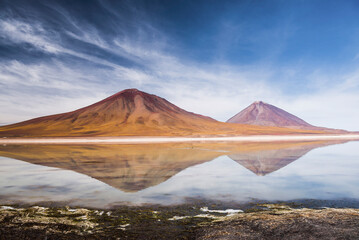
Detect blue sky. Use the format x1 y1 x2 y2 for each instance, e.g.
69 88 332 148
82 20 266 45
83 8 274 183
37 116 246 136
0 0 359 130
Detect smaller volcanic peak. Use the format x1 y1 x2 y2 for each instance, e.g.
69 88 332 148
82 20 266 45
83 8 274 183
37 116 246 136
226 101 347 133
0 89 341 137
227 101 312 128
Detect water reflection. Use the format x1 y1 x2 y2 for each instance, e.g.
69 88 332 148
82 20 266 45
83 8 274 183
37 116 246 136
0 140 357 207
0 141 346 191
0 144 222 192
228 141 342 176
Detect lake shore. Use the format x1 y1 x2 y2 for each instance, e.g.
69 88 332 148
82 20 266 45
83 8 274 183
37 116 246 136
1 134 359 145
1 204 359 239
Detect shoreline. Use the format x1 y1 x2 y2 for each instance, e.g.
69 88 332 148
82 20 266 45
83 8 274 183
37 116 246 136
1 204 359 239
0 134 359 144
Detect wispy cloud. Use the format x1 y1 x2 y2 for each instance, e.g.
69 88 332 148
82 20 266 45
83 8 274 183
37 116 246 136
0 19 60 53
0 0 358 131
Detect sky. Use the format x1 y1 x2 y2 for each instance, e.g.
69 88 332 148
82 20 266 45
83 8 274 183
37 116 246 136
0 0 359 130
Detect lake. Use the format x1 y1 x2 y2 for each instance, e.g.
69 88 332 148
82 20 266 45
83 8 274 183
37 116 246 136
1 140 359 209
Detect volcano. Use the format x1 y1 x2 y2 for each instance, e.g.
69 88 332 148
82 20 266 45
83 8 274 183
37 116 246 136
227 101 346 133
0 89 218 137
0 89 324 137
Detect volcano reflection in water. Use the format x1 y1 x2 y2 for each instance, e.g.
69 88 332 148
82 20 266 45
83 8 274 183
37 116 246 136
0 140 357 207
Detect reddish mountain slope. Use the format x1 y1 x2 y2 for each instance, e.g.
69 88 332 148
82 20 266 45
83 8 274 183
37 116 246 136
0 89 216 137
227 101 346 133
0 90 325 137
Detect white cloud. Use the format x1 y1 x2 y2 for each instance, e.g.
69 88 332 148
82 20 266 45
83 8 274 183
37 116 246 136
0 14 358 131
0 19 62 53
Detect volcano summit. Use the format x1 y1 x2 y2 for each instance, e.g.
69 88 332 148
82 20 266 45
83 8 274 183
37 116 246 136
227 101 346 133
0 89 324 137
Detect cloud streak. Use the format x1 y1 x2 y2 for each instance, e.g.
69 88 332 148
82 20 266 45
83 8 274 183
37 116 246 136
0 0 358 131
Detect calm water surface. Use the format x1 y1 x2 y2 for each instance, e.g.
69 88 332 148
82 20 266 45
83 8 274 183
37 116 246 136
0 140 358 208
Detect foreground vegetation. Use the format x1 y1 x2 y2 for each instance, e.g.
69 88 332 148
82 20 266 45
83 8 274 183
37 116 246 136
1 204 359 239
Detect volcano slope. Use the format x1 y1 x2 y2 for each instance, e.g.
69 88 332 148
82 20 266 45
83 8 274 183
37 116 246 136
227 101 346 133
0 89 324 137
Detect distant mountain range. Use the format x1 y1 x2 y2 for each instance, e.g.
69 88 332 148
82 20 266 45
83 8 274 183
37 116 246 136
227 101 347 133
0 89 346 137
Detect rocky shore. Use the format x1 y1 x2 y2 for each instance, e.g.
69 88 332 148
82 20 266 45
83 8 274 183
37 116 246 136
1 204 359 239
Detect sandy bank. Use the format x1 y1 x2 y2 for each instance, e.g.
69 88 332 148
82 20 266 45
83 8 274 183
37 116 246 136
0 134 359 144
1 204 359 239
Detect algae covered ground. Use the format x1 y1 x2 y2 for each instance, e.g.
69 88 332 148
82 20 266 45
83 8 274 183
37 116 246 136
1 204 359 239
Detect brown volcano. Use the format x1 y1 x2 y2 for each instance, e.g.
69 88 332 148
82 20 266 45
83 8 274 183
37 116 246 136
227 101 346 133
0 89 323 137
0 89 219 137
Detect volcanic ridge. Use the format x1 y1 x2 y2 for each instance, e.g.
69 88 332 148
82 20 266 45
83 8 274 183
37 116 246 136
0 89 329 137
227 101 346 133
